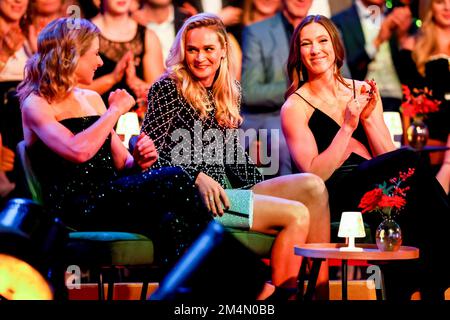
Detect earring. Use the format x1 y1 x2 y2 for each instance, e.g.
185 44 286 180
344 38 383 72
299 66 304 82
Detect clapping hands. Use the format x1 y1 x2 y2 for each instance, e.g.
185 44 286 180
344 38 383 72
344 80 378 130
359 79 378 120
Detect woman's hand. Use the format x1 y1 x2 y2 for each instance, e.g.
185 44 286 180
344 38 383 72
195 172 230 216
108 89 135 115
112 51 133 84
132 133 158 170
343 95 365 131
126 61 149 101
0 25 25 67
360 79 378 120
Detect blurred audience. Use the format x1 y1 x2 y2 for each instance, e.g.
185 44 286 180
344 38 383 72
87 0 164 114
242 0 280 25
132 0 189 64
332 0 413 112
27 0 65 53
0 0 31 190
398 0 449 168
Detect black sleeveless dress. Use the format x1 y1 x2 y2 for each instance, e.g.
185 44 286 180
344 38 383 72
94 25 147 105
29 116 212 266
294 91 450 300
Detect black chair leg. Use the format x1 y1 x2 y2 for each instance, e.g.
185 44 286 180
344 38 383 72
140 280 149 300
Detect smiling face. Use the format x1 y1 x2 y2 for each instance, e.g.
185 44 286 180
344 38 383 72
0 0 29 23
184 26 226 87
432 0 450 28
299 22 336 77
74 37 103 85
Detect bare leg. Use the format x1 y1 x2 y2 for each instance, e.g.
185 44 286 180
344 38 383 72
252 173 330 299
251 194 309 290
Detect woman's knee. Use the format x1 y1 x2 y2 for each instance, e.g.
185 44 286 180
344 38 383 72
299 173 328 200
283 201 310 230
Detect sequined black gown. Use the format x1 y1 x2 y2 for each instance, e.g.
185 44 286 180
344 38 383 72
295 92 450 300
141 78 263 189
29 116 212 266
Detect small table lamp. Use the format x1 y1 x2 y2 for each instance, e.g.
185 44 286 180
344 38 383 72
116 112 140 148
338 211 366 252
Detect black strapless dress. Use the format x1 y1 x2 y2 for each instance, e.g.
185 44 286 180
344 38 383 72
29 116 212 266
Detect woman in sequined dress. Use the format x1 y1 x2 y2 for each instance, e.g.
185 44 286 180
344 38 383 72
142 13 330 300
16 17 212 267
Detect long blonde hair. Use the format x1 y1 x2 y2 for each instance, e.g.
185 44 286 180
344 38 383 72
164 13 242 128
17 18 100 104
412 0 442 76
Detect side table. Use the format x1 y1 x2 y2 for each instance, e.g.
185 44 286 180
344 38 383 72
295 243 419 301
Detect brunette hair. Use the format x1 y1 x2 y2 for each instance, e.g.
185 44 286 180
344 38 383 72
285 15 348 99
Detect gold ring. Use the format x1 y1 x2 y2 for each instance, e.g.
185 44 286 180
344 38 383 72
209 195 214 201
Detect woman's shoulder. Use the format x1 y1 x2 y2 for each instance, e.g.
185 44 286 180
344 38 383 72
76 88 106 113
22 92 48 110
150 77 179 94
281 89 310 119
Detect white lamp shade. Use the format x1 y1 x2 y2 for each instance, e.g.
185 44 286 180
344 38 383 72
383 111 403 149
116 112 140 136
338 211 366 238
116 112 140 147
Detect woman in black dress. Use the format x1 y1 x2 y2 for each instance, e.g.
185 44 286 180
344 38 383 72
16 17 211 268
281 14 450 300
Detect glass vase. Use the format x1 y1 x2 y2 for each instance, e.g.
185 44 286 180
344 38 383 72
375 217 402 251
406 117 429 149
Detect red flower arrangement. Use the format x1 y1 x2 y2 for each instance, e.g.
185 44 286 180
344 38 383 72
400 85 441 119
358 168 415 218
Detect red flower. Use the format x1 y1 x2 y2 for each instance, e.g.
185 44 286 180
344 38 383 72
379 195 406 210
400 85 441 118
358 188 384 213
358 168 415 218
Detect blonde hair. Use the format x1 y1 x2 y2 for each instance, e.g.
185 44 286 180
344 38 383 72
164 13 242 128
412 0 440 76
17 18 100 104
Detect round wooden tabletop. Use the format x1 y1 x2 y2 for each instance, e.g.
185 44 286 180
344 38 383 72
294 243 419 260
